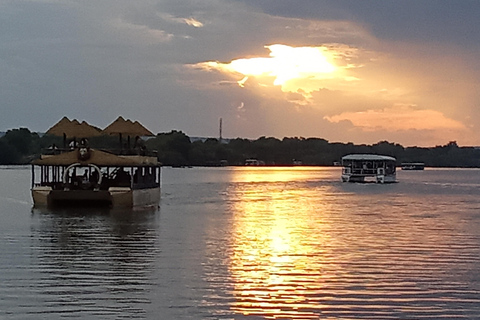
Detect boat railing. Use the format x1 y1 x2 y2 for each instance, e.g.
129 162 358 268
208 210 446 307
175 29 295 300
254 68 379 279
350 168 380 175
343 166 395 175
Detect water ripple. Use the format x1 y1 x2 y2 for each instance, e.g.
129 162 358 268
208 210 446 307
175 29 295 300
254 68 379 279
2 167 480 319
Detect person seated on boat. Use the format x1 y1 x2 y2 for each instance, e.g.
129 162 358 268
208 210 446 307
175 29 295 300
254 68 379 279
80 169 92 189
68 173 82 189
79 138 89 148
352 162 361 174
46 144 59 155
386 163 395 174
65 171 75 189
68 171 74 184
133 169 140 184
114 167 131 186
134 136 146 156
69 139 78 149
82 169 88 182
90 170 99 186
146 167 155 184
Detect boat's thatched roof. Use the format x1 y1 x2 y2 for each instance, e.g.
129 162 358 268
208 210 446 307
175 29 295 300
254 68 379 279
32 148 159 166
45 117 102 138
102 116 154 137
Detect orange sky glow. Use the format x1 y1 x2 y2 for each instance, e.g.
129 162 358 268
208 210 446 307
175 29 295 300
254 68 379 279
191 40 476 146
4 1 479 148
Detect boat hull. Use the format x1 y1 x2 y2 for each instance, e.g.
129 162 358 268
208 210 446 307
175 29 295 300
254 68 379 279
32 186 160 208
341 174 396 183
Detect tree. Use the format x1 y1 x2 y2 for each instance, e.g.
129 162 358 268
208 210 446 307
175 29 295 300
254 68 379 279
0 139 20 164
146 130 191 166
3 128 39 155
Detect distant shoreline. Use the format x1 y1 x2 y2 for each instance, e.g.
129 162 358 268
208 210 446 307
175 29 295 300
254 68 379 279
1 128 479 167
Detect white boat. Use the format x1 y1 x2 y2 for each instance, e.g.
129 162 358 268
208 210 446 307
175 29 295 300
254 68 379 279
341 154 397 183
245 159 265 166
401 162 425 170
31 147 160 208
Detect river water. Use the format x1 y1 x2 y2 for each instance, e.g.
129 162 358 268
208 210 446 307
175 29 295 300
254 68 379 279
1 166 480 319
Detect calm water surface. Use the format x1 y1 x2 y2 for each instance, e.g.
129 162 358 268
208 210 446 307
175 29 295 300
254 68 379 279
1 166 480 319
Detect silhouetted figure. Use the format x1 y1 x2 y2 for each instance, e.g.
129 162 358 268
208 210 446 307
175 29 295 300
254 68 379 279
134 136 146 155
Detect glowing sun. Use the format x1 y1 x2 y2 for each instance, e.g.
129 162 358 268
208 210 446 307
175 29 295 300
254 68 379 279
193 44 338 92
229 44 336 85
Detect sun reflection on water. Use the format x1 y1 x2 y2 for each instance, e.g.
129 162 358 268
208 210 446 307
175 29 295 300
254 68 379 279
218 167 480 319
228 168 339 319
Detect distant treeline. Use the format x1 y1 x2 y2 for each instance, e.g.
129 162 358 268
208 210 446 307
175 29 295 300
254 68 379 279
1 127 479 167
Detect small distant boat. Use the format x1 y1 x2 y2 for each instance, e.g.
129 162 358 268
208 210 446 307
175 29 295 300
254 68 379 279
341 154 397 183
401 162 425 170
292 159 303 166
245 159 265 166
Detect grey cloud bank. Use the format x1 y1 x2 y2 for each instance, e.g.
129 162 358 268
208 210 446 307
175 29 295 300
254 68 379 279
1 0 480 146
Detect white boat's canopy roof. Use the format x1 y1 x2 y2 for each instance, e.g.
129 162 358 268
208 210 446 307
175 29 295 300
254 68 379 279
342 154 396 162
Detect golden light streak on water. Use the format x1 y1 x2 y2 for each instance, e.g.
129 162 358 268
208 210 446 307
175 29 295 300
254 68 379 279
221 167 480 319
228 168 341 319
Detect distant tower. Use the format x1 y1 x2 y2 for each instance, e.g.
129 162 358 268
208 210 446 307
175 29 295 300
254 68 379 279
219 117 223 142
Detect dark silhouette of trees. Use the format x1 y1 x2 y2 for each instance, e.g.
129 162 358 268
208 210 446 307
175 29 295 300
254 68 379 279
0 138 20 164
0 128 41 163
146 130 191 166
2 127 480 167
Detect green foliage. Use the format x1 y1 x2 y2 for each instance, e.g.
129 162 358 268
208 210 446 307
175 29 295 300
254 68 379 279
146 130 191 166
0 139 20 164
0 128 40 163
4 128 40 155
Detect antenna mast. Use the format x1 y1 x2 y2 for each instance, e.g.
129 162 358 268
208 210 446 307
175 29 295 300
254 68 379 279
219 117 223 141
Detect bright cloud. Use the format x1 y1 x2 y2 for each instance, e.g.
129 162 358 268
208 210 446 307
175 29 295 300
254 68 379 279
324 105 466 132
189 38 477 145
158 13 204 27
183 17 203 27
192 44 358 94
231 44 336 85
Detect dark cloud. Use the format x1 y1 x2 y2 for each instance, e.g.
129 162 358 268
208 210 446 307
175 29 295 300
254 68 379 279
1 0 479 146
232 0 480 47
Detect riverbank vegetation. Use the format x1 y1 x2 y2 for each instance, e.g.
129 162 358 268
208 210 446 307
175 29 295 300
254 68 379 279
1 127 479 167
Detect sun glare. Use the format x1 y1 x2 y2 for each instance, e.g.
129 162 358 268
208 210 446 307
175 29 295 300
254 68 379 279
230 44 336 86
206 44 337 90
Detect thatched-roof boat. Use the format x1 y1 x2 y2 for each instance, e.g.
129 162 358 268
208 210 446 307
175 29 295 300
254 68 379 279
32 118 160 208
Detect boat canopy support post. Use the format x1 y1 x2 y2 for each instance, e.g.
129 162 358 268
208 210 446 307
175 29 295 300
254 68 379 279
31 165 35 188
131 166 134 189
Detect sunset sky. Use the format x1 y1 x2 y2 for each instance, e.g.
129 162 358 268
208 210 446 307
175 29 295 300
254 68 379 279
1 0 480 146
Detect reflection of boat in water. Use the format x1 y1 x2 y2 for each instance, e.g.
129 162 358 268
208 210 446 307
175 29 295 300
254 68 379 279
341 154 396 183
401 162 425 170
31 147 160 208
